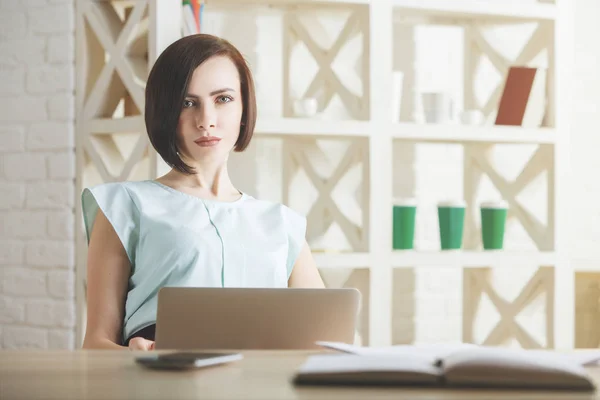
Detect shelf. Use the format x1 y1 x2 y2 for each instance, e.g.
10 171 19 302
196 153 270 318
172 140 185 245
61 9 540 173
254 117 370 138
391 123 556 144
391 250 558 268
393 0 556 23
312 250 558 269
254 119 555 144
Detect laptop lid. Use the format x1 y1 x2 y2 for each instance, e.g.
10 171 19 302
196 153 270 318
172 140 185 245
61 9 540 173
154 287 361 350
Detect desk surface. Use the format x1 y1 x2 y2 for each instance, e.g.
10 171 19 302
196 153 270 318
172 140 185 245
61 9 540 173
2 350 600 400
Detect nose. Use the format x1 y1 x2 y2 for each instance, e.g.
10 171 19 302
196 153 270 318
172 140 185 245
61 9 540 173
195 102 216 130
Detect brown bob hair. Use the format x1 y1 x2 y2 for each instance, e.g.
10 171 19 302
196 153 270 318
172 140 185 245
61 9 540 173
144 34 257 174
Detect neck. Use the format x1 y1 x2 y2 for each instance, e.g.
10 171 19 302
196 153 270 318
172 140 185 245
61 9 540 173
167 159 238 197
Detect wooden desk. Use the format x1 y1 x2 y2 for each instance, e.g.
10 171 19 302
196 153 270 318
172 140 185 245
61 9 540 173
2 350 600 399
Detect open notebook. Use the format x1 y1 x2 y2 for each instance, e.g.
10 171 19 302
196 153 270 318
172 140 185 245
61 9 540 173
293 342 599 391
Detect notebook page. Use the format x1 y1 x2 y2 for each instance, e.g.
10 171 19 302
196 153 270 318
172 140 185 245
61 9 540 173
316 341 478 363
442 347 595 391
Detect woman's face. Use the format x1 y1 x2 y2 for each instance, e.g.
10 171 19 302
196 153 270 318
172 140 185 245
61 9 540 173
176 55 243 165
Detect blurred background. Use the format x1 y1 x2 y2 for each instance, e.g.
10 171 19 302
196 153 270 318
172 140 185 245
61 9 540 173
1 0 599 351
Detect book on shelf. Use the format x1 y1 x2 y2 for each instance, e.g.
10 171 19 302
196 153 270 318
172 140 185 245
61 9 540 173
293 341 600 391
495 66 547 128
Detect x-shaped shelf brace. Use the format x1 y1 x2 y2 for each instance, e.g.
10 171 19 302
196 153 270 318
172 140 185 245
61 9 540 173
463 266 554 349
284 9 369 120
282 138 368 252
80 0 151 183
464 144 553 251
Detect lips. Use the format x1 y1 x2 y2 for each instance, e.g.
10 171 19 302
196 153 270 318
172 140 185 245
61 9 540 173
194 136 221 147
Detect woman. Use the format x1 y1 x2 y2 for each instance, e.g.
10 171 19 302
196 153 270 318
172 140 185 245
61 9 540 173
81 34 325 351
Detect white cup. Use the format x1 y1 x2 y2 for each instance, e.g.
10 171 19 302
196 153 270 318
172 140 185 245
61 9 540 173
421 92 453 124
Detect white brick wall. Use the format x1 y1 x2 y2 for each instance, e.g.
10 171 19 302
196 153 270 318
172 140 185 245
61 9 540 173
0 0 75 349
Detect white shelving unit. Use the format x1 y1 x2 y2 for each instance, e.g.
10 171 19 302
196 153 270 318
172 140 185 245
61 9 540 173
391 250 558 268
391 124 556 144
315 250 557 269
256 119 557 143
75 0 572 349
255 118 370 138
217 0 571 350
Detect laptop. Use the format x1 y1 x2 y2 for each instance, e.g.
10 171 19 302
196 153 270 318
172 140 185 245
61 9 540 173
154 287 361 350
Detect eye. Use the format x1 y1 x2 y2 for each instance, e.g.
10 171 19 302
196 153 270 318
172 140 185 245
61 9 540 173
216 95 233 104
183 99 195 108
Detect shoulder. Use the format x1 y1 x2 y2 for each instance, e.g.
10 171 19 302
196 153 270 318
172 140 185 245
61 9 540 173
82 180 147 197
81 182 147 261
81 181 149 226
83 181 124 197
82 180 157 207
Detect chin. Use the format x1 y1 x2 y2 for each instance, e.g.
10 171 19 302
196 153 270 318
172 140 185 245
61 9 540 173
190 148 230 163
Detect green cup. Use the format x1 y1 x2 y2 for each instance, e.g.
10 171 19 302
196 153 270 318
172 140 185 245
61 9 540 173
392 199 417 250
480 201 509 250
437 200 466 250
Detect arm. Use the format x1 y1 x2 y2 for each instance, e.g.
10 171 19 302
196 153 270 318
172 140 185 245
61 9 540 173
287 240 325 288
82 209 134 350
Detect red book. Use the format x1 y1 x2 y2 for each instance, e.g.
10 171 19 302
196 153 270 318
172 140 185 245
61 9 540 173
495 66 546 127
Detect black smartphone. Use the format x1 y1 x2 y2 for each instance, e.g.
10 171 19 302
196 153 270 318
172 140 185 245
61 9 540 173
135 352 243 370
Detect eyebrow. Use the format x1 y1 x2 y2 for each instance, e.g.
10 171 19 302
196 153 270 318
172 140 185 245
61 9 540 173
185 88 236 98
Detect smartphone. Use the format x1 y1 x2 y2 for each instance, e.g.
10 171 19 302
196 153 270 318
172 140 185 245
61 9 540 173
135 352 243 370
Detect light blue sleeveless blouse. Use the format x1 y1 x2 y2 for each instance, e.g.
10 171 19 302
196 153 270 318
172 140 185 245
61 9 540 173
81 180 306 343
